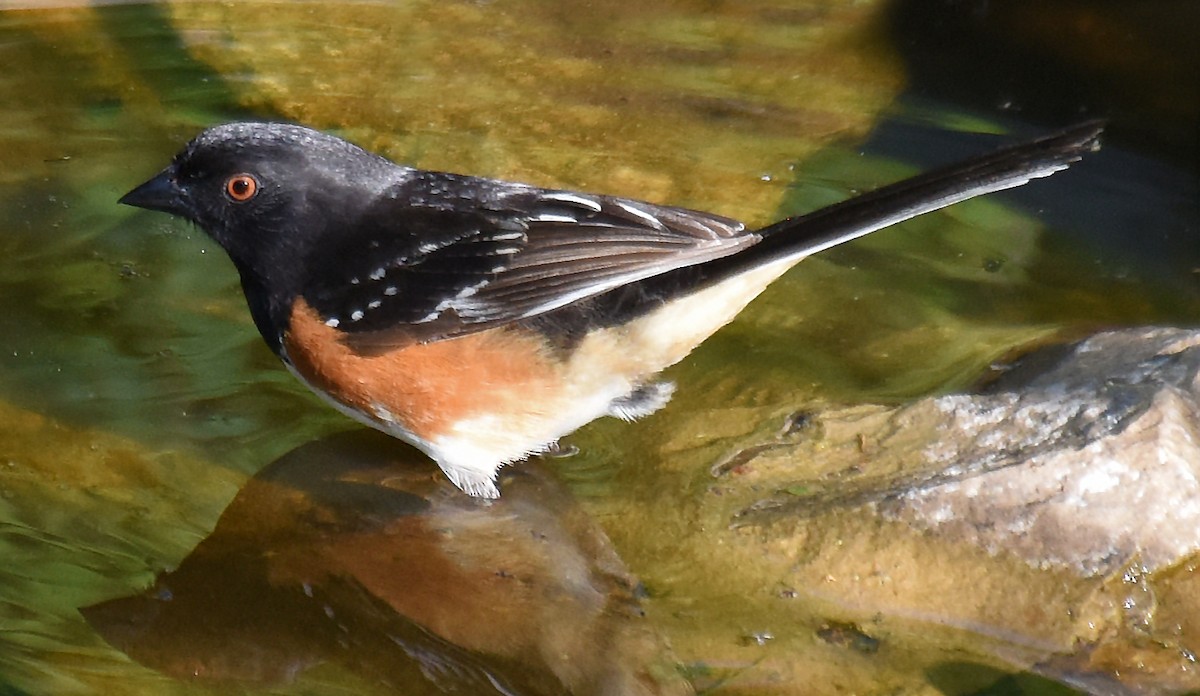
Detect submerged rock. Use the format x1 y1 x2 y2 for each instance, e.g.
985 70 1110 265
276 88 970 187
566 327 1200 694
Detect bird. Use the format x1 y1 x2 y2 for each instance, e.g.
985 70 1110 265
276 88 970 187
120 120 1103 498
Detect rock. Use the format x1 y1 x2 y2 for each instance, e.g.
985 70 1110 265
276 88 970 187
888 327 1200 576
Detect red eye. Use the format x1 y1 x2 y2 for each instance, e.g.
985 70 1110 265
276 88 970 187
225 174 258 202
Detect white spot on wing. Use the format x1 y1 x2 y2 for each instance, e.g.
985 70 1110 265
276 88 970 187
530 213 578 224
350 309 364 322
432 279 490 314
614 200 666 230
325 317 340 328
367 300 381 309
369 268 386 280
454 279 488 300
541 191 603 211
384 286 398 296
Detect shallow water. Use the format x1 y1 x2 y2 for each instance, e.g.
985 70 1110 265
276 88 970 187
0 1 1196 694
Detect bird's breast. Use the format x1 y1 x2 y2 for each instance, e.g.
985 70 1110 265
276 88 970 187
282 298 563 442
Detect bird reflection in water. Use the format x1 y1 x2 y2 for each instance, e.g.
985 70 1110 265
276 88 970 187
82 430 692 695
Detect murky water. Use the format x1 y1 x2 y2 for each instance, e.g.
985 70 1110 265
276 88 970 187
0 1 1196 694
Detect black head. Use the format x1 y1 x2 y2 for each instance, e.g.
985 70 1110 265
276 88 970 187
120 122 400 286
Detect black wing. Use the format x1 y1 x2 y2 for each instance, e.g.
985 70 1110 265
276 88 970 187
301 173 758 345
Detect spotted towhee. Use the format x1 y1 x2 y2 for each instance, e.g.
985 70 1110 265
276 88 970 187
120 120 1103 497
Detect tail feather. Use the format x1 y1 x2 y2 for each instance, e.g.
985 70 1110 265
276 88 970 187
746 120 1105 264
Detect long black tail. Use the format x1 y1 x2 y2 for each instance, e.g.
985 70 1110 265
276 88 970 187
739 120 1104 268
587 121 1103 329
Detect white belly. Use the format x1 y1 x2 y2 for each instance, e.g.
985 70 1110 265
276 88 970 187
428 257 799 495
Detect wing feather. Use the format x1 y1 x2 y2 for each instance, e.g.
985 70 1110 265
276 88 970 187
299 177 758 348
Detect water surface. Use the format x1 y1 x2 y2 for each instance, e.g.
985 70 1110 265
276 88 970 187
0 1 1196 694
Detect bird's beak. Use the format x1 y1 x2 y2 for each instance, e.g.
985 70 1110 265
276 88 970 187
119 167 188 216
